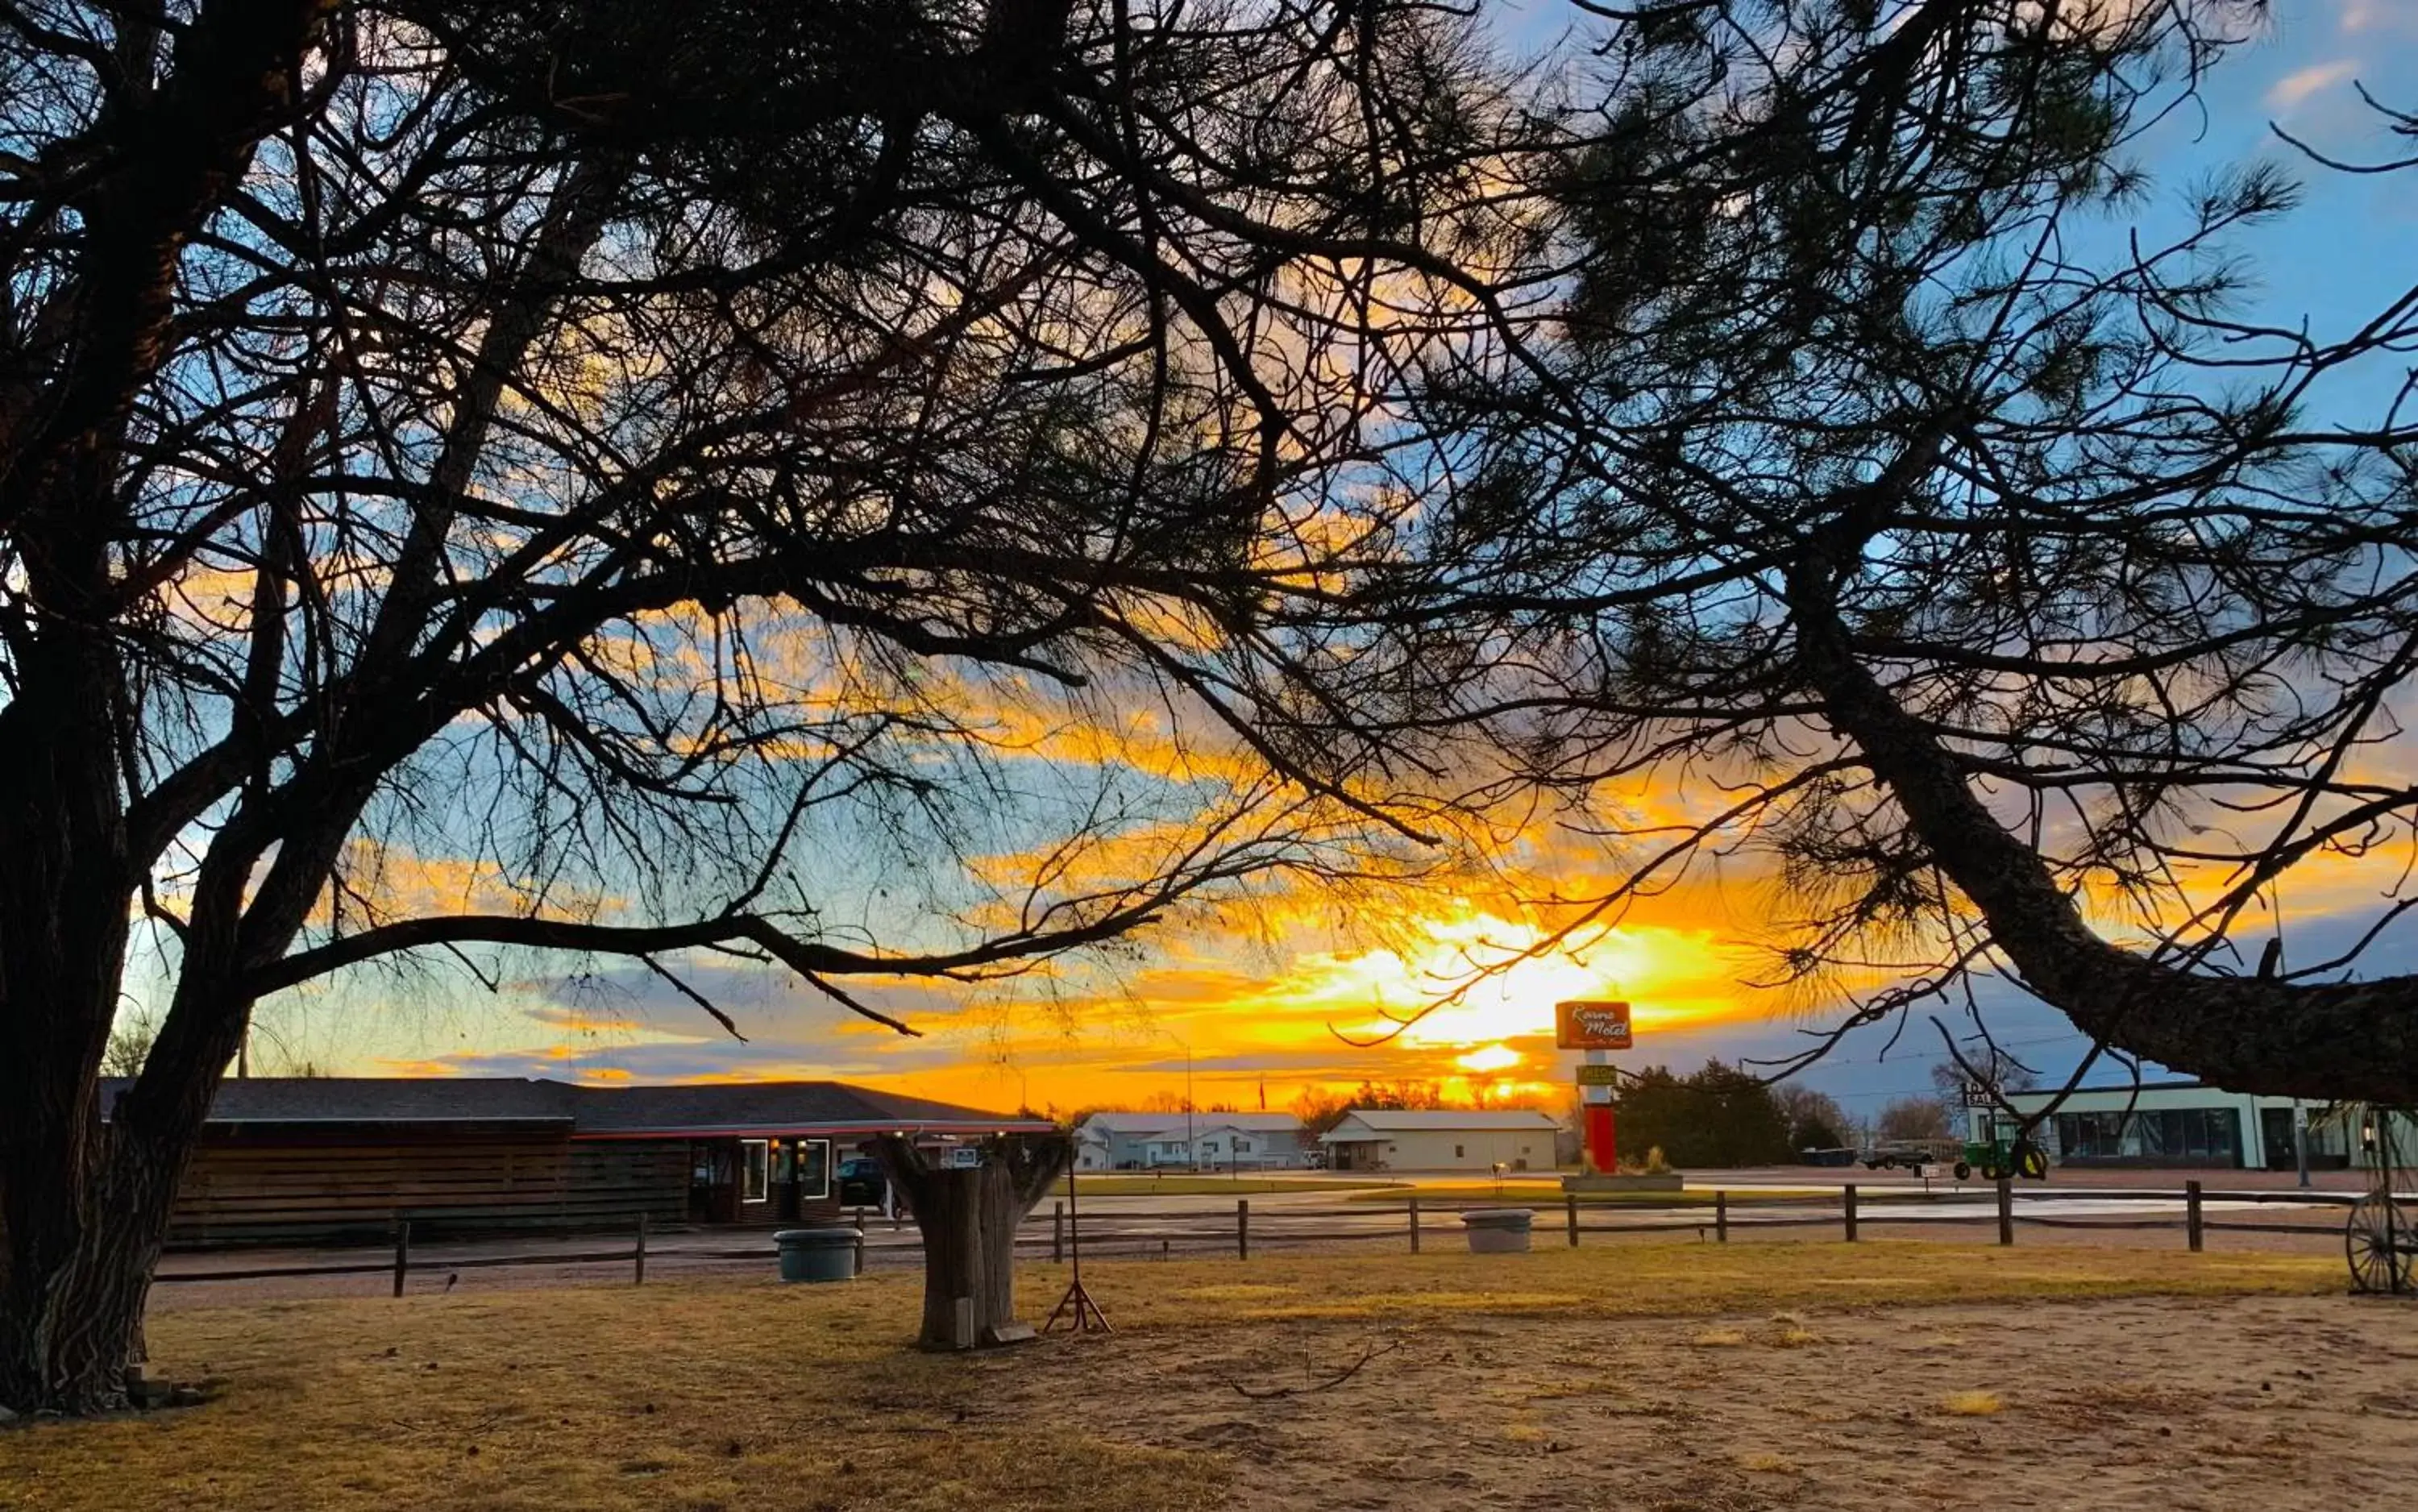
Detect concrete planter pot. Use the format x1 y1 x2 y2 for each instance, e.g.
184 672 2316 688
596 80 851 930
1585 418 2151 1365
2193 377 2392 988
774 1227 862 1282
1560 1173 1686 1194
1461 1208 1534 1253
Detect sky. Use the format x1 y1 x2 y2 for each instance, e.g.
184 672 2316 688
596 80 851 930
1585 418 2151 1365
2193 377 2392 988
205 0 2418 1125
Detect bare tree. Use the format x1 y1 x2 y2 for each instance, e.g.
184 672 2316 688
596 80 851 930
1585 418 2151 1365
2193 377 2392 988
1365 0 2418 1102
1929 1052 2037 1119
100 1015 156 1081
1774 1084 1849 1150
0 0 1543 1409
1876 1097 1951 1144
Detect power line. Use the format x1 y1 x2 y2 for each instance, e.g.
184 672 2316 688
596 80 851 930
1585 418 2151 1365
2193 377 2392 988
1780 1030 2122 1103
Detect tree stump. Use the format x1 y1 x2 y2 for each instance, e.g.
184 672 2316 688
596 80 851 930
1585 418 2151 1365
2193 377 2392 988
868 1132 1070 1350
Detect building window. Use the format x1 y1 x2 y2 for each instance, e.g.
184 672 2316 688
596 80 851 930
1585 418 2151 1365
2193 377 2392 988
793 1139 832 1201
742 1140 771 1203
2054 1108 2241 1165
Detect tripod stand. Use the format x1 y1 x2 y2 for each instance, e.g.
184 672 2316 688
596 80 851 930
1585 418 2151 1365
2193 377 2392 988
1043 1165 1111 1333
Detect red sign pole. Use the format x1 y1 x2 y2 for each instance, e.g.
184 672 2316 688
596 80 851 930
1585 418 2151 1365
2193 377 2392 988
1585 1103 1618 1174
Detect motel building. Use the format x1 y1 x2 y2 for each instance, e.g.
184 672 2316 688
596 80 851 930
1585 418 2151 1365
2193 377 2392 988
1963 1080 2412 1172
1318 1109 1562 1173
101 1076 1050 1248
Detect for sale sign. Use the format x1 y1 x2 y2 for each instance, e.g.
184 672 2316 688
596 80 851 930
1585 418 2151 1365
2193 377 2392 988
1555 999 1633 1050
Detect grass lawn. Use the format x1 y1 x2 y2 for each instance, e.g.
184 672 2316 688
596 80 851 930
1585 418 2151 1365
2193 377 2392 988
1056 1174 1400 1197
0 1243 2342 1512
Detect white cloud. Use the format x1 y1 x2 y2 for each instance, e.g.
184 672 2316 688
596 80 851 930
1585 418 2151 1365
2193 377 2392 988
2266 59 2360 110
2341 0 2416 34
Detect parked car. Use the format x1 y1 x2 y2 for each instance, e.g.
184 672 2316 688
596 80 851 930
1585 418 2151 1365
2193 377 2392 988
1860 1140 1955 1173
837 1156 887 1207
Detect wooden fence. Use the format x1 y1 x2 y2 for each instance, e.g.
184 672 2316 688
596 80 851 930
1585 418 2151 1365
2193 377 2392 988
151 1182 2363 1294
1024 1182 2362 1261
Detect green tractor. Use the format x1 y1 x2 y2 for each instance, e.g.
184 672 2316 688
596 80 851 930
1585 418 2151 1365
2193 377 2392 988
1954 1119 2050 1182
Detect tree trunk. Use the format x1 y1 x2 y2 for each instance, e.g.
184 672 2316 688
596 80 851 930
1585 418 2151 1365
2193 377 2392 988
0 1128 191 1415
0 571 147 1414
0 0 342 1414
869 1133 1069 1350
0 629 260 1413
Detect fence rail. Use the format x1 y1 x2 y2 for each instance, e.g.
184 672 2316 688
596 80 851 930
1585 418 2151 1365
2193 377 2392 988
152 1181 2370 1292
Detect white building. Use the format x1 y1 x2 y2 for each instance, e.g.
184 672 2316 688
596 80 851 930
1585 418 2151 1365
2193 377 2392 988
1318 1110 1561 1172
1964 1081 2400 1172
1074 1111 1310 1171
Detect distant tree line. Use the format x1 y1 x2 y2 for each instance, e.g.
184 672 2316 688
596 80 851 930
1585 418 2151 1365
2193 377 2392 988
1613 1062 1796 1168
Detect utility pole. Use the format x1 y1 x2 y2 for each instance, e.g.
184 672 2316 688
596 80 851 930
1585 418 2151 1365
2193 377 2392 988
1186 1044 1196 1172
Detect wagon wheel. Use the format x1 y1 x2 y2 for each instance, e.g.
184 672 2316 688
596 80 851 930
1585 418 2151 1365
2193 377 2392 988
2346 1194 2413 1294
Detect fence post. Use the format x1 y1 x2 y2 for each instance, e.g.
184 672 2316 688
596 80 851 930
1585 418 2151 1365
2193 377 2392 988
1843 1182 1859 1242
1996 1176 2013 1246
1409 1195 1421 1254
1715 1190 1728 1244
1566 1193 1580 1248
2187 1179 2204 1252
1053 1201 1066 1265
1237 1198 1250 1261
392 1217 411 1298
634 1211 648 1286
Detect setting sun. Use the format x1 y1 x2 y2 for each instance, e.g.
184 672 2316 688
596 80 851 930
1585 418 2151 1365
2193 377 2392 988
1315 908 1743 1053
1456 1043 1524 1073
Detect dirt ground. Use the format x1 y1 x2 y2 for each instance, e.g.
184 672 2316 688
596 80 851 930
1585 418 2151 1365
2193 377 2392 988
976 1292 2418 1511
9 1244 2412 1512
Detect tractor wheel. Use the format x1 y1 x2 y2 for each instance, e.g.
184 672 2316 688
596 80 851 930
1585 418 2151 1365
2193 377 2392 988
2348 1194 2414 1294
1953 1161 1971 1182
2017 1144 2049 1181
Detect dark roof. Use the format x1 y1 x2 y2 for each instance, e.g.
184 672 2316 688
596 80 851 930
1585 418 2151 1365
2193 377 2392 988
569 1081 1036 1134
100 1077 1041 1135
101 1076 575 1124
